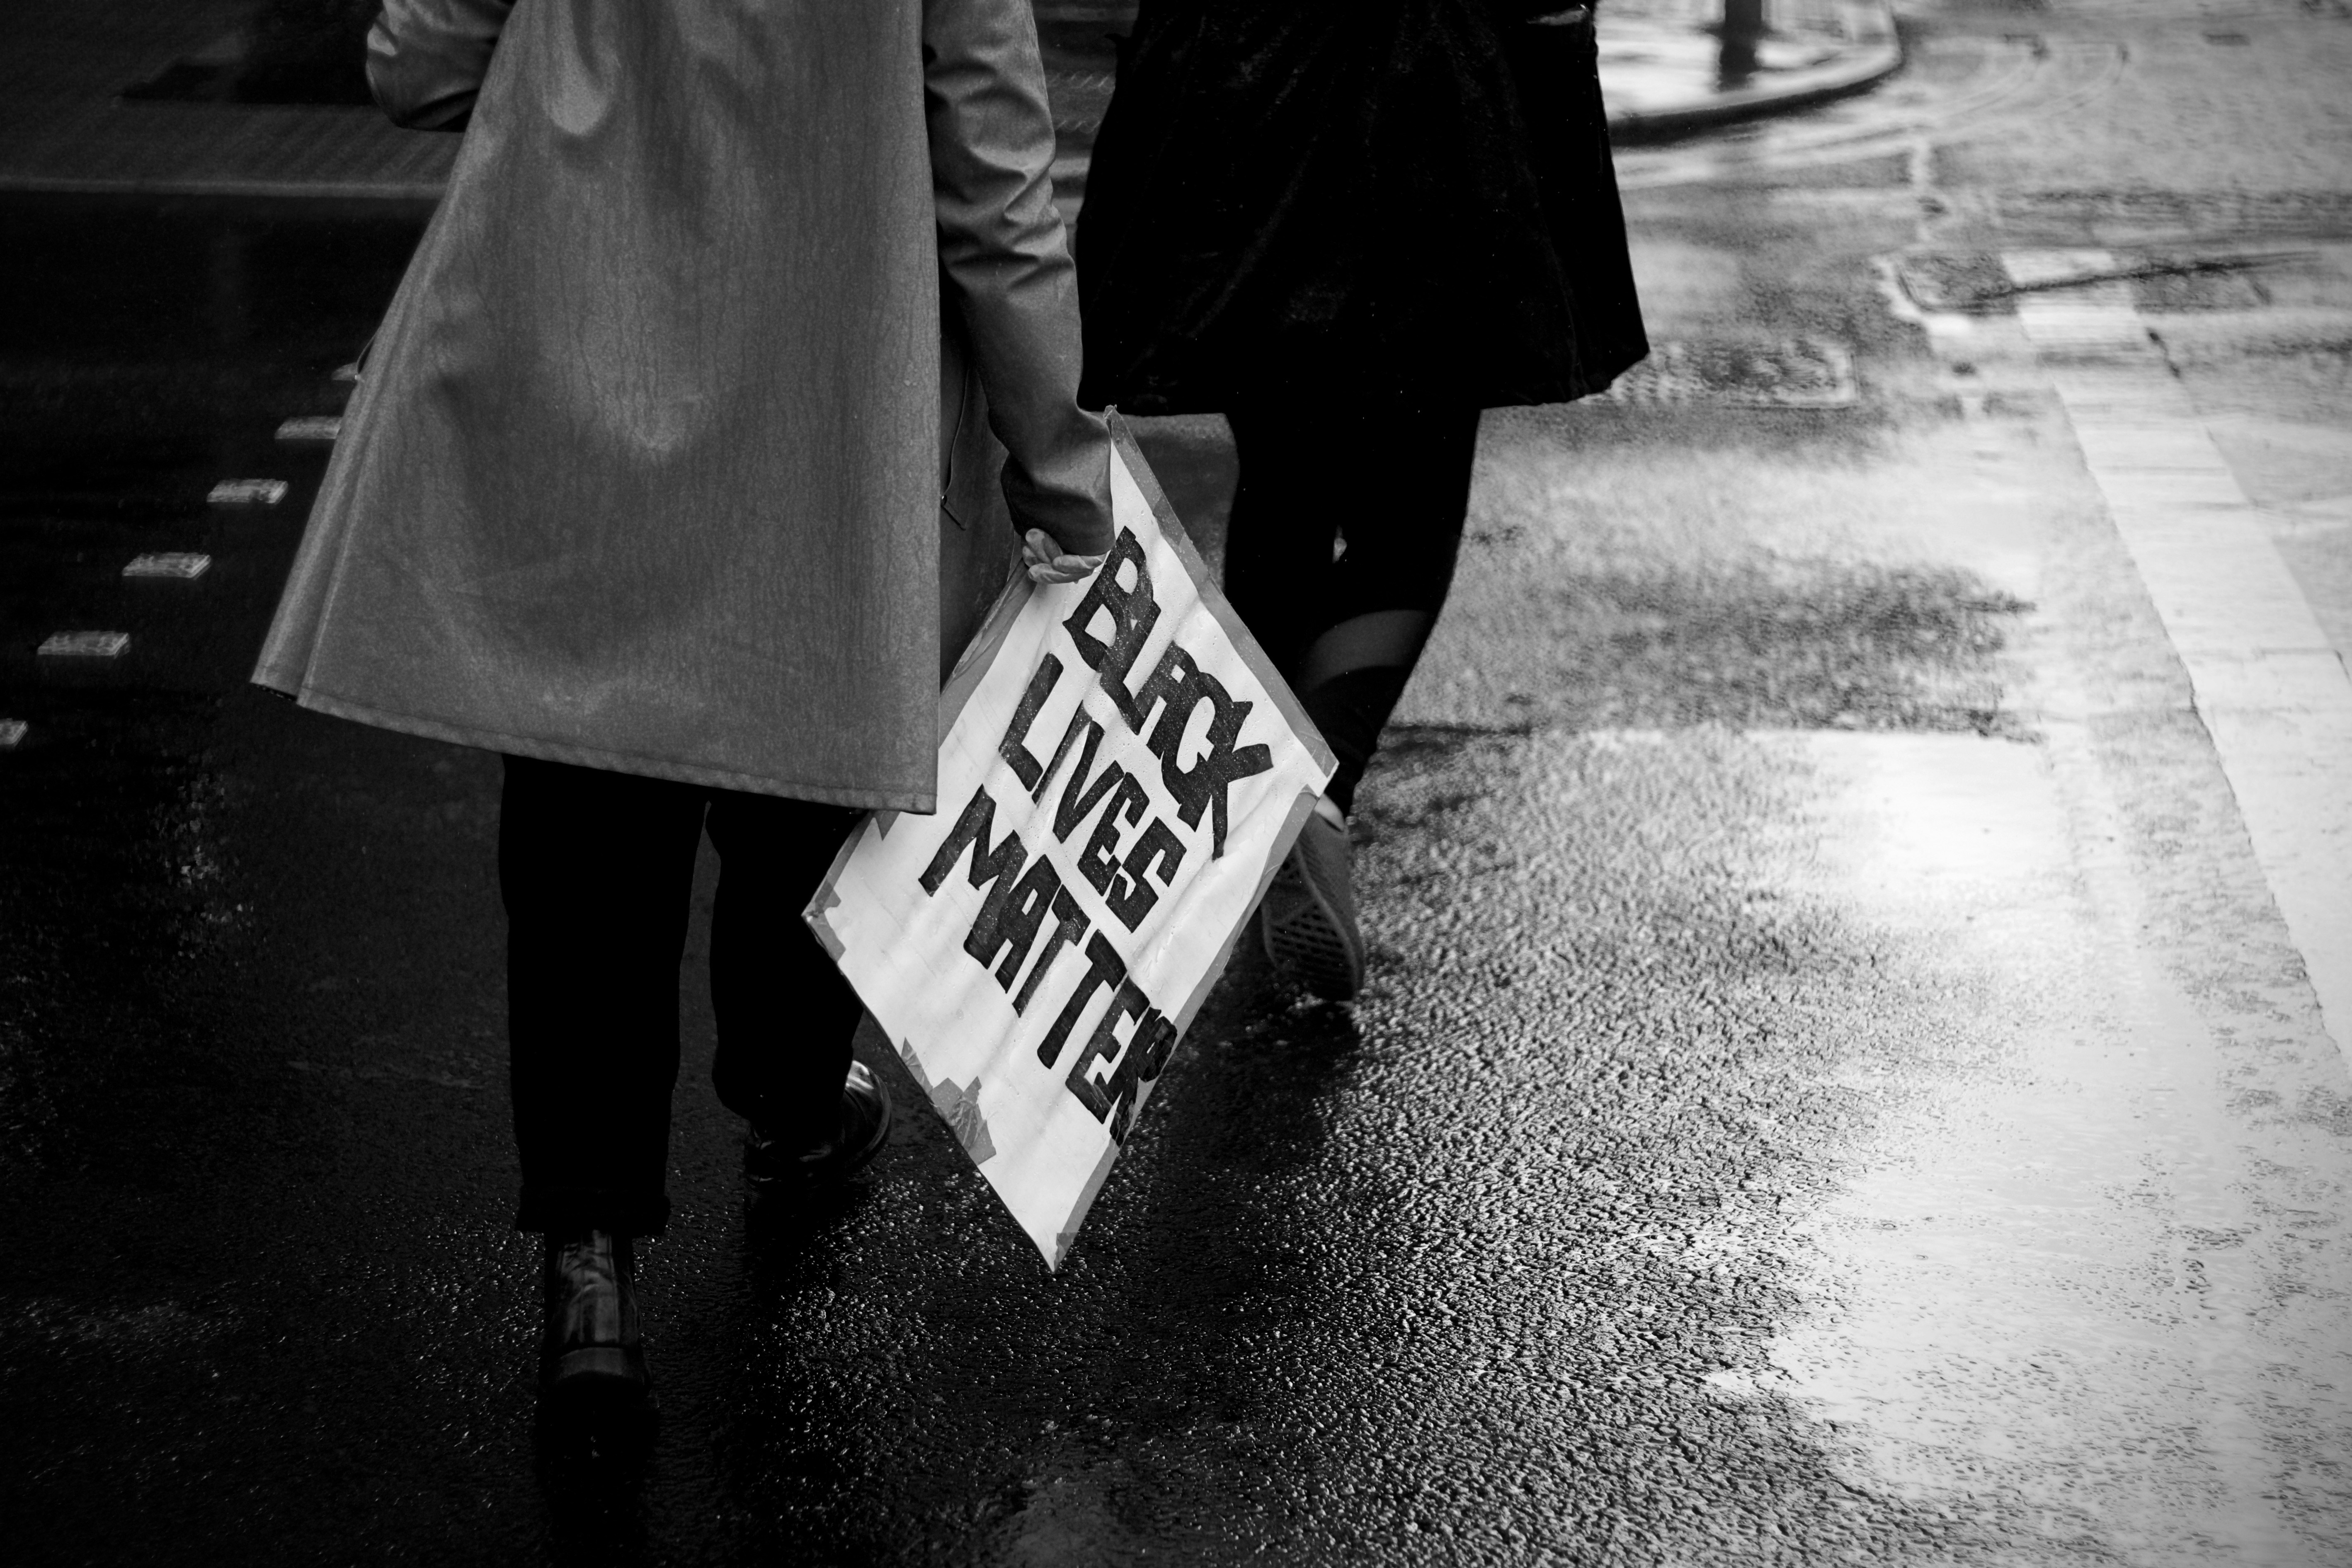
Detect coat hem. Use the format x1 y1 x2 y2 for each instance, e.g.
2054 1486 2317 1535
261 678 938 813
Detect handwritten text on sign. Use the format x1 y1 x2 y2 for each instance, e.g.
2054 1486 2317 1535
809 439 1331 1265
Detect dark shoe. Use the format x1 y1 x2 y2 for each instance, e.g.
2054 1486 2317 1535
540 1230 651 1414
1261 807 1365 1001
744 1060 893 1188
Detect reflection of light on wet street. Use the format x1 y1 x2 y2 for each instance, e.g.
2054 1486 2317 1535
206 477 286 507
1757 733 2350 1565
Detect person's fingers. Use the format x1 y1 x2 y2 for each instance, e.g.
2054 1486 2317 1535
1040 553 1105 584
1020 536 1106 585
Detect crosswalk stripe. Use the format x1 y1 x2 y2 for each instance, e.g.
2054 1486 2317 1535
2008 247 2352 1064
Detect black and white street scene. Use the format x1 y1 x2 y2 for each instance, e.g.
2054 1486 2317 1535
4 0 2350 1562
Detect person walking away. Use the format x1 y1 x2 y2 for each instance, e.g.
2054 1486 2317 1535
253 0 1113 1417
1075 0 1648 1000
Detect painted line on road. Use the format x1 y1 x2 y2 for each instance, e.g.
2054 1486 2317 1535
2008 248 2352 1063
124 552 211 580
209 478 288 507
275 416 341 444
38 631 130 659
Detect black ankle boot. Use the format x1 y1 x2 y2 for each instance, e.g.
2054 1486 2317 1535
743 1060 894 1189
540 1230 651 1412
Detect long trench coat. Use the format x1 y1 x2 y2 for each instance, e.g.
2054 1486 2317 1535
1075 0 1648 414
253 0 1115 813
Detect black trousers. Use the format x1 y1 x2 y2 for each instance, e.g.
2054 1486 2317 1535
1222 400 1482 813
499 755 864 1237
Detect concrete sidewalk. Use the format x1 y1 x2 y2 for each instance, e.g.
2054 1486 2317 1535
0 0 1902 206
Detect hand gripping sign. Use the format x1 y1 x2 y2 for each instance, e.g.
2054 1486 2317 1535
806 419 1334 1267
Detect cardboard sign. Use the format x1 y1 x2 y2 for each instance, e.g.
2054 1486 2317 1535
807 419 1335 1267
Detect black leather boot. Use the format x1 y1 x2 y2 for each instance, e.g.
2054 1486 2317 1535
744 1060 894 1188
540 1229 651 1412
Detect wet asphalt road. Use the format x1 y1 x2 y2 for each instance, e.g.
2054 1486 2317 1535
7 2 2352 1563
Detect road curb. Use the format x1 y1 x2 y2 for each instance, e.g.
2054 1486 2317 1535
1050 2 1903 201
1605 2 1905 144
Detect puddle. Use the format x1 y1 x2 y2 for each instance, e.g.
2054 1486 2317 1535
1596 336 1859 408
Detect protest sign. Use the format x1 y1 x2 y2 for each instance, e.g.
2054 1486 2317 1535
806 417 1335 1267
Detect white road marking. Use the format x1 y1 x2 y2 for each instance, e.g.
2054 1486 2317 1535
0 719 26 748
38 631 129 658
208 478 288 507
274 416 341 443
123 552 211 580
2009 247 2352 1064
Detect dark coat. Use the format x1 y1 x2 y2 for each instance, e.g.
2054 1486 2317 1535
1075 0 1648 414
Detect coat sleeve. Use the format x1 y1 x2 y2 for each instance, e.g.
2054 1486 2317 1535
923 0 1117 557
365 0 516 131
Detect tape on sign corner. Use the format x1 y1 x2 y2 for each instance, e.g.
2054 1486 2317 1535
807 910 846 962
1041 1138 1124 1272
895 1035 929 1084
1105 416 1191 551
799 878 851 959
804 817 879 953
928 1075 997 1166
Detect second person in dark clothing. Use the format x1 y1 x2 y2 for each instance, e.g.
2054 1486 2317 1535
1077 0 1648 998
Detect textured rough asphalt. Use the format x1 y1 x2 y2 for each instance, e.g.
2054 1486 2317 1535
6 2 2352 1564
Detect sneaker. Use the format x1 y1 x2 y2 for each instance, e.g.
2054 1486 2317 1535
744 1060 894 1188
540 1230 652 1414
1261 806 1365 1000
